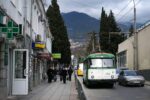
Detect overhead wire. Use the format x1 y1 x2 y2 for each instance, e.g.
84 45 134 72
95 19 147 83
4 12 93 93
70 0 97 9
116 0 133 17
117 0 142 22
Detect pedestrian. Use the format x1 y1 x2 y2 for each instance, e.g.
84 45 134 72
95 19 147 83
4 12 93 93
47 67 53 83
68 65 73 81
53 68 57 82
62 66 68 84
59 67 63 81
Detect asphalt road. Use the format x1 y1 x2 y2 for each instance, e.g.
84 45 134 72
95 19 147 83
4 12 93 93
78 77 150 100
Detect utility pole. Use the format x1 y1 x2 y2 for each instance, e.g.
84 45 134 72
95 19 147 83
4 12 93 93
98 33 101 52
133 0 138 70
88 32 98 53
92 32 95 52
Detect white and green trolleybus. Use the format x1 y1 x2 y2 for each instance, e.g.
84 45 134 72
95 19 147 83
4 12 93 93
83 53 117 87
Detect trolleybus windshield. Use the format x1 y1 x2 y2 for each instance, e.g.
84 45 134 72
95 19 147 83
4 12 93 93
90 59 114 68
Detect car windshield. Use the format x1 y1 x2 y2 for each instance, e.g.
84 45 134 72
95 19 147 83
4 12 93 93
124 71 137 76
90 59 114 68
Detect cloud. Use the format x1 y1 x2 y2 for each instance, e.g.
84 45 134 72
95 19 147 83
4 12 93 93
47 0 150 23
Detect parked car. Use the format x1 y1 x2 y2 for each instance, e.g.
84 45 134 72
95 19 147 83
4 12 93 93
118 70 145 86
116 67 129 79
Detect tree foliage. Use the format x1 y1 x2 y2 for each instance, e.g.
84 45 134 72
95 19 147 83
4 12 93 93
46 0 71 64
100 7 109 34
99 8 123 55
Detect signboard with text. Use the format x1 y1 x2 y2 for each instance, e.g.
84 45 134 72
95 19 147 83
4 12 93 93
52 53 61 59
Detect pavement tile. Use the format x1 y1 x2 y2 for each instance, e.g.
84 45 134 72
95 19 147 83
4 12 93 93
7 76 79 100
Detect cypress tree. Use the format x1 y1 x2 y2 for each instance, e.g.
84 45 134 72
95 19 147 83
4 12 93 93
100 7 108 34
99 8 123 54
46 0 71 64
108 10 123 54
99 7 109 52
108 10 121 32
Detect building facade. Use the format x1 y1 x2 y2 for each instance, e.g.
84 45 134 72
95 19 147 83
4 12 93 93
0 0 53 99
117 21 150 81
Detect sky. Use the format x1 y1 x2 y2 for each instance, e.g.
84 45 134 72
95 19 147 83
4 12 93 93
46 0 150 23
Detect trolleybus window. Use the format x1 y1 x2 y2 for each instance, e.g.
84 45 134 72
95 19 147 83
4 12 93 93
103 59 114 67
90 59 114 68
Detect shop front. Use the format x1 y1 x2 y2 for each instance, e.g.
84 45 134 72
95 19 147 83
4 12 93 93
31 41 52 87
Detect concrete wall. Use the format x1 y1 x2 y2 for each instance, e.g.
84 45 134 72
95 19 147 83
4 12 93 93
0 42 7 100
0 0 52 99
118 36 134 69
0 0 50 42
0 0 24 24
138 25 150 70
118 23 150 80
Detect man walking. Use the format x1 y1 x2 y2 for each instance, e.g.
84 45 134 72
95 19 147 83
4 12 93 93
68 65 73 81
47 67 53 83
62 67 68 83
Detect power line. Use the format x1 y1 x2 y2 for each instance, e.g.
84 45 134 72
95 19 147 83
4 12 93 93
117 0 142 22
71 0 98 9
116 0 133 17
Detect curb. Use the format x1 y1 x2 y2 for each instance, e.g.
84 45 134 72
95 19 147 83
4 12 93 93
7 96 17 100
145 82 150 86
75 76 87 100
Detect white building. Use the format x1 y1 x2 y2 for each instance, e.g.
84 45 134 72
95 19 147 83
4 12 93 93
117 21 150 81
0 0 53 99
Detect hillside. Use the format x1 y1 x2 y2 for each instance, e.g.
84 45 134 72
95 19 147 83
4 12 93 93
62 11 99 42
62 11 142 42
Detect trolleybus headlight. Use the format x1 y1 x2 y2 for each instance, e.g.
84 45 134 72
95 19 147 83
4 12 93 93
91 75 94 79
111 75 114 79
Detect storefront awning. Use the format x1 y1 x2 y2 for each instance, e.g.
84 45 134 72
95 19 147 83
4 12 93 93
37 52 52 60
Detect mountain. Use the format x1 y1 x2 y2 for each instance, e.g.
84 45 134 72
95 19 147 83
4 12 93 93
62 11 143 42
62 11 99 42
118 22 143 32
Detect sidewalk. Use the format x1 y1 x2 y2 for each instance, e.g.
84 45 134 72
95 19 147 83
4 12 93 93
7 76 79 100
145 81 150 86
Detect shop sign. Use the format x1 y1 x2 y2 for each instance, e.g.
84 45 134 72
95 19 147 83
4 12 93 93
0 20 21 39
52 53 61 59
34 42 45 49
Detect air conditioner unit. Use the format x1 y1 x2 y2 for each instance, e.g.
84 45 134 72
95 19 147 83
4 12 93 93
1 34 6 38
38 15 45 23
8 38 17 48
38 15 42 22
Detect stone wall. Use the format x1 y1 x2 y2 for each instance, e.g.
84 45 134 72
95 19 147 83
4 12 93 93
0 43 7 100
139 69 150 81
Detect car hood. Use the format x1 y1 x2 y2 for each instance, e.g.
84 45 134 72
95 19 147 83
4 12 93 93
125 76 145 81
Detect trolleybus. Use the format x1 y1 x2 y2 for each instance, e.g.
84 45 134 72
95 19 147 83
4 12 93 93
83 53 117 87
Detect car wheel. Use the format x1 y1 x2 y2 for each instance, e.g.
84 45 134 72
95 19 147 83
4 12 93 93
123 82 127 86
85 81 90 87
118 82 121 85
110 83 114 88
141 84 144 87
